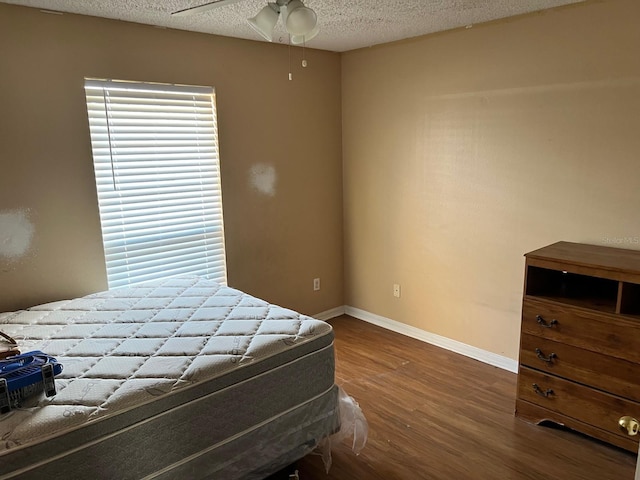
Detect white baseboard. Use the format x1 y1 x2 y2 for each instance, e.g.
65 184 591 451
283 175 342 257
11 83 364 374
313 305 346 321
344 306 518 373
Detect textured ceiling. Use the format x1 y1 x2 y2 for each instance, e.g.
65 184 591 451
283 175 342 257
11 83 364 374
2 0 586 52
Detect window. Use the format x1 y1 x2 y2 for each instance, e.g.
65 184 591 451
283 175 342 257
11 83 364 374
84 79 226 289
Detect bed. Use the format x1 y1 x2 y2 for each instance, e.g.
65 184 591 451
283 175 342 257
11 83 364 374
0 276 341 479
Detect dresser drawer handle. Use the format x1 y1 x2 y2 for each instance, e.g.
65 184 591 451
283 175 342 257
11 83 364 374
535 348 557 364
532 383 554 398
536 315 558 328
619 416 640 436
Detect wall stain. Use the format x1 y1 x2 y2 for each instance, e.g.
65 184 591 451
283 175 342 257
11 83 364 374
249 164 277 197
0 209 35 263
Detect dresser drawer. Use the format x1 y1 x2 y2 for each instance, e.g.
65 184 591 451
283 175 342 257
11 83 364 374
519 334 640 403
517 366 640 443
522 297 640 363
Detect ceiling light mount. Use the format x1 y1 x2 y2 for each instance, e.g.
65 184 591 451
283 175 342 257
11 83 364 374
171 0 319 45
247 0 319 44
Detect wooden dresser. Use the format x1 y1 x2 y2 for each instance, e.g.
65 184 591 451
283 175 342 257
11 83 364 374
515 241 640 452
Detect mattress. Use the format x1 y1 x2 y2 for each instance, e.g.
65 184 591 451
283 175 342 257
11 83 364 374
0 276 339 479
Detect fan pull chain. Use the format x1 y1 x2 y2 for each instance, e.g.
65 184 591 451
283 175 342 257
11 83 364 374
288 39 293 81
288 35 310 79
301 38 308 68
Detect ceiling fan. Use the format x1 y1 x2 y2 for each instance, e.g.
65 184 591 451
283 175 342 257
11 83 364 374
171 0 320 45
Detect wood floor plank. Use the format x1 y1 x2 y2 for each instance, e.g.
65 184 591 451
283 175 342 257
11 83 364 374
290 315 637 479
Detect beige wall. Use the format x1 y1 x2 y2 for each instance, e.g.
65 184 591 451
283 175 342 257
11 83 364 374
3 0 639 363
0 4 343 315
342 0 640 361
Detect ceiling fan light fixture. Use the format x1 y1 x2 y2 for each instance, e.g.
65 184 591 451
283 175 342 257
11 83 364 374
284 0 317 36
248 4 280 41
290 24 320 45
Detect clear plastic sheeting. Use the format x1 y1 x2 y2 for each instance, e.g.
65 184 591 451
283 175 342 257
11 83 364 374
315 385 369 473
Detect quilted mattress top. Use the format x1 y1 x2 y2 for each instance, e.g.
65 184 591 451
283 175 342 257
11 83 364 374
0 276 332 454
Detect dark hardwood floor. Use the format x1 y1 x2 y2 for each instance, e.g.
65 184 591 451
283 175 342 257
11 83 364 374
289 315 636 479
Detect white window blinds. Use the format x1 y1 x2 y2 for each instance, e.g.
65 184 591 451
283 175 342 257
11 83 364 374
84 79 227 289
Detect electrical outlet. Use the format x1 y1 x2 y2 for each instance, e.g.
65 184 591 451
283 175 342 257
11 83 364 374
393 284 401 298
313 278 320 291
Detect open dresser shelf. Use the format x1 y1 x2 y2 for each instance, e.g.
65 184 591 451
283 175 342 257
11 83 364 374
515 241 640 452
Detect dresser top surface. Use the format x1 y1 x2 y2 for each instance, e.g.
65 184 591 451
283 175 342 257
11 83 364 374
525 241 640 274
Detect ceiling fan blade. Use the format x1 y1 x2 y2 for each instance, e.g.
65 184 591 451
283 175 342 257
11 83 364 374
171 0 246 17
